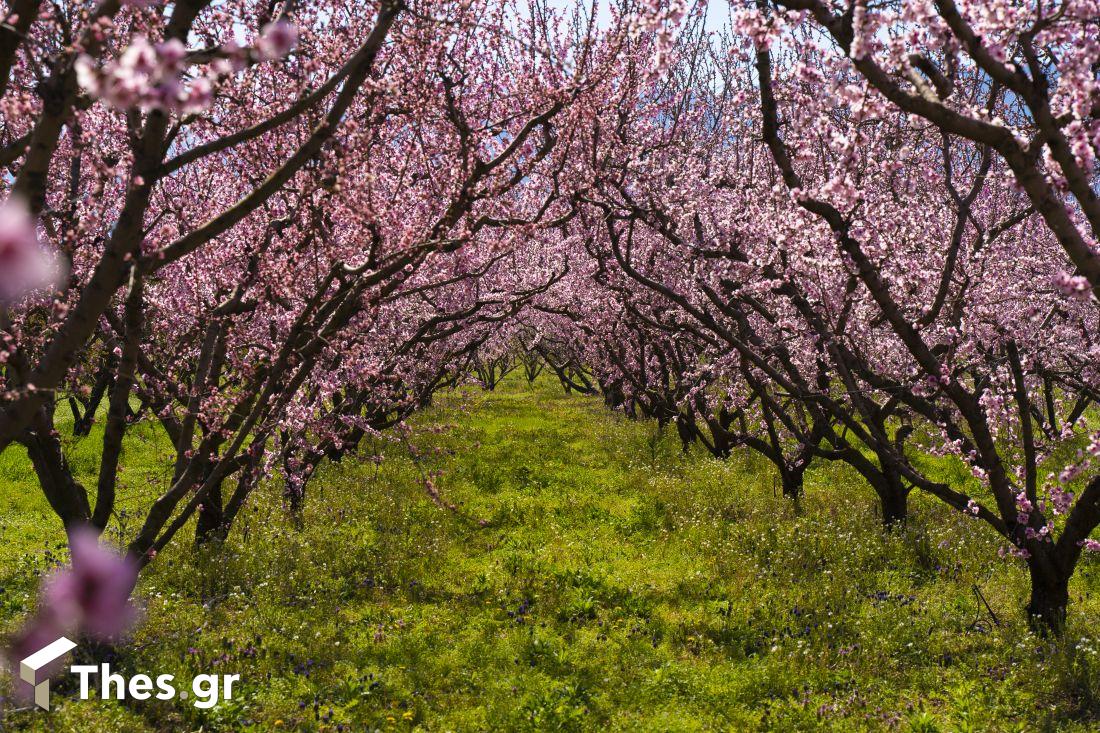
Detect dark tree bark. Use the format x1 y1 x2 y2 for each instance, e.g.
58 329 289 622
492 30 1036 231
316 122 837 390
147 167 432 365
194 462 225 544
877 482 909 527
71 350 116 436
19 417 91 531
779 464 806 500
1026 556 1070 632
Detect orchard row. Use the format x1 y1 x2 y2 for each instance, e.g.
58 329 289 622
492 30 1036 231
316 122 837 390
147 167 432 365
1 0 1098 636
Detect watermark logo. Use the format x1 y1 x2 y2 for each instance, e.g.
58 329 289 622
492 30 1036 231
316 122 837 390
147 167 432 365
12 638 239 712
70 664 239 709
19 636 77 710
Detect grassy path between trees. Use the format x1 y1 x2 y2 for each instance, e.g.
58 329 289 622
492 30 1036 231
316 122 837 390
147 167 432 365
2 377 1099 731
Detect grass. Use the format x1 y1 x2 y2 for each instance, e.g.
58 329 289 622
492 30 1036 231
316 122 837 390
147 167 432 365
1 376 1099 731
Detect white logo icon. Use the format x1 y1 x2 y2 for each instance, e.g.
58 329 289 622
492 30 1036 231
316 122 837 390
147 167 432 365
20 637 77 710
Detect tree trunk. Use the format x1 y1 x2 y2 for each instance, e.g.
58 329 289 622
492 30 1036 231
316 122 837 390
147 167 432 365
286 479 306 531
863 462 909 527
674 414 694 452
73 356 116 436
879 488 908 526
1026 558 1069 633
194 451 264 544
601 382 624 409
779 464 805 500
194 474 224 544
19 418 92 530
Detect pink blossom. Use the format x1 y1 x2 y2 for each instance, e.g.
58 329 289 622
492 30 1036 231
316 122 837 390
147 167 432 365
5 529 138 702
41 526 139 639
257 20 299 61
77 36 217 114
0 197 60 304
1052 271 1092 300
119 37 158 75
155 38 188 69
212 41 247 76
184 76 214 112
74 54 100 96
1049 485 1074 515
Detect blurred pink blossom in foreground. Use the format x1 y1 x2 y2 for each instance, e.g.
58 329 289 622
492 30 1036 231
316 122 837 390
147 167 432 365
1052 271 1093 301
41 527 140 639
0 197 62 305
6 527 139 702
257 20 299 60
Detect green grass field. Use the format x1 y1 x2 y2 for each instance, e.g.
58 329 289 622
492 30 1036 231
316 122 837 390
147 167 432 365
2 377 1099 731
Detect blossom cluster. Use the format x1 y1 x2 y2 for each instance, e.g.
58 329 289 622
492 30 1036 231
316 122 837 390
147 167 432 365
75 21 297 114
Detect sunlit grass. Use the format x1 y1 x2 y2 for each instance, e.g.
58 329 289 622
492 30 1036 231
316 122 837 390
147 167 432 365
1 376 1098 731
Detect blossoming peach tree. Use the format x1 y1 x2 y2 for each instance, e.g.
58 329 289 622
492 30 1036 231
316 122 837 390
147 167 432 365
507 0 1100 629
737 0 1100 629
0 0 629 644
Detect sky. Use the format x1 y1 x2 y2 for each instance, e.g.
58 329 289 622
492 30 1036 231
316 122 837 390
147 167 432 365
544 0 733 32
